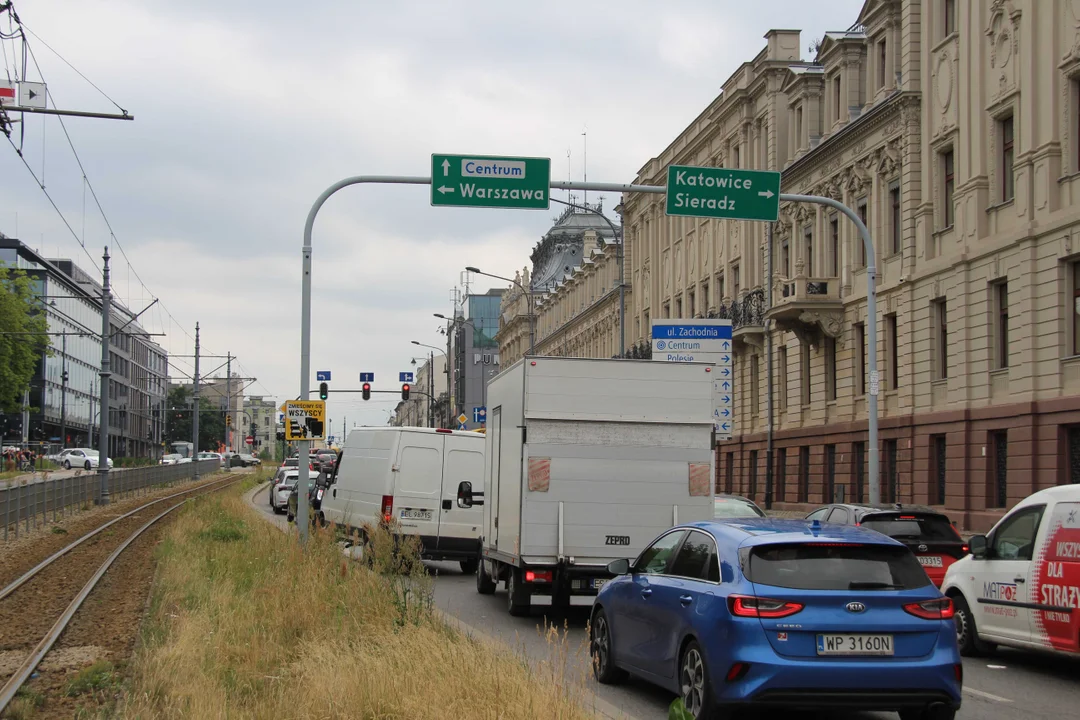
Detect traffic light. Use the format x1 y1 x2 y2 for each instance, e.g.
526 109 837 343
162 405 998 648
401 383 410 400
319 382 328 400
362 382 371 401
226 414 232 426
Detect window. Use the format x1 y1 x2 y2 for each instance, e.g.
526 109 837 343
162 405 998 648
825 337 837 401
854 441 866 503
751 354 760 416
777 345 788 410
733 264 741 296
889 183 901 255
856 197 868 266
878 38 887 89
717 272 725 302
834 75 842 121
885 439 898 503
886 313 899 389
734 145 741 169
824 445 837 502
800 342 811 405
932 435 947 504
989 430 1008 508
828 507 849 524
635 530 687 574
806 507 830 522
1073 263 1080 356
855 322 867 395
749 450 758 498
725 451 734 493
944 0 956 36
688 290 696 318
942 150 955 227
1001 115 1015 203
675 297 683 319
798 446 810 503
669 530 719 582
829 216 839 276
780 237 790 277
663 302 670 319
702 283 709 313
1067 427 1080 484
990 505 1044 561
934 299 948 379
776 447 787 501
995 282 1009 369
803 225 814 276
796 106 804 148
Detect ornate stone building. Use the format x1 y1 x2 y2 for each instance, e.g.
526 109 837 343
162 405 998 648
497 201 623 363
620 0 1080 531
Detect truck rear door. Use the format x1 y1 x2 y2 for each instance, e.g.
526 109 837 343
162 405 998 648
394 434 444 549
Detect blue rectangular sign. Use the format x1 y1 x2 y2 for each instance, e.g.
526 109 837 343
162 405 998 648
359 372 375 382
316 371 331 381
651 324 733 340
399 372 414 383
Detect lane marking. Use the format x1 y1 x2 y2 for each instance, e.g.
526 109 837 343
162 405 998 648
964 688 1013 703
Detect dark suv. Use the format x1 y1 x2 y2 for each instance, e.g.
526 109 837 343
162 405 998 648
804 503 969 587
314 450 338 473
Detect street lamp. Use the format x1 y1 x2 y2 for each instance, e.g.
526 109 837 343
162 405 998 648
465 266 537 355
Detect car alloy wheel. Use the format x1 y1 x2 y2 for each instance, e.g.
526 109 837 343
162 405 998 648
85 461 92 470
64 460 71 470
680 645 707 718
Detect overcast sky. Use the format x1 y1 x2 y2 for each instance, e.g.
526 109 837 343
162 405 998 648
1 0 864 430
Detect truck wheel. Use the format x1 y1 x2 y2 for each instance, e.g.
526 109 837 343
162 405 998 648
952 593 995 656
507 567 529 617
476 559 497 595
460 557 479 575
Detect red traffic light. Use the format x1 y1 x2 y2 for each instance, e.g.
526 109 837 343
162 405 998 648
362 382 371 401
401 383 411 400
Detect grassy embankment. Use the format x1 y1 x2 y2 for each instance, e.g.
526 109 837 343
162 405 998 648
118 478 598 719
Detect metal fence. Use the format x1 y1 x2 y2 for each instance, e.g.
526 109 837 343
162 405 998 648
1 460 221 541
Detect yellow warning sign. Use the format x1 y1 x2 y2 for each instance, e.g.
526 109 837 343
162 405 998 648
284 400 326 441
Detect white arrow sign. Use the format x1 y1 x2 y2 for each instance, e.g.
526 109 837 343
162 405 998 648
441 159 450 176
758 189 775 199
437 185 455 194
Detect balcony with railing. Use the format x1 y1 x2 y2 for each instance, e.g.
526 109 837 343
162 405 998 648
708 288 765 350
766 275 844 345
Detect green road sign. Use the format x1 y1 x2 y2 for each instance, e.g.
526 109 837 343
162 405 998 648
431 154 551 209
666 165 781 222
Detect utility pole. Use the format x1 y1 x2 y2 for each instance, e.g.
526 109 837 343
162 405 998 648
428 351 435 428
224 352 232 454
192 323 201 481
59 330 68 448
97 248 112 505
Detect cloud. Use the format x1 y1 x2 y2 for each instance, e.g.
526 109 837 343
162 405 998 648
2 0 864 429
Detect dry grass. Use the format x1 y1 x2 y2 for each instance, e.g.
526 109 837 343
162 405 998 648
118 488 599 720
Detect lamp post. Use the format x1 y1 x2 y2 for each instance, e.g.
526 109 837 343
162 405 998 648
411 341 446 428
465 267 536 355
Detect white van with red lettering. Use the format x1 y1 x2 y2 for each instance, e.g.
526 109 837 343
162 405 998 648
941 485 1080 657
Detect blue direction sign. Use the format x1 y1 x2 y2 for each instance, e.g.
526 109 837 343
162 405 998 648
473 406 487 423
359 372 375 382
316 370 331 382
399 372 414 383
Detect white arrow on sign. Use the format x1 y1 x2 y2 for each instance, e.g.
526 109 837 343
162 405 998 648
437 185 455 194
758 189 775 198
442 159 450 176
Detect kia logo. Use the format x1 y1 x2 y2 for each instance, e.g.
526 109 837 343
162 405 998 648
918 544 928 552
846 602 866 613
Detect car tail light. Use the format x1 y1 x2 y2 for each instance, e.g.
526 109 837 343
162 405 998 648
903 597 955 620
381 495 394 523
728 595 804 618
961 544 970 554
436 428 452 434
725 662 750 682
954 663 963 685
899 515 916 519
525 570 552 583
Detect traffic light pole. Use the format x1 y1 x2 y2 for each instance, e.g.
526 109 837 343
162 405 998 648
299 175 881 545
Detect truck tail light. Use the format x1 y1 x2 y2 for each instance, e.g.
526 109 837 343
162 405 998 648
903 597 955 620
381 495 394 523
728 595 804 618
525 570 552 583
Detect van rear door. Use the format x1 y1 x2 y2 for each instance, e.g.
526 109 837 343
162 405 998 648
438 441 485 556
393 433 444 549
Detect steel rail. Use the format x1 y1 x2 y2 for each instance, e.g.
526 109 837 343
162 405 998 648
0 476 245 713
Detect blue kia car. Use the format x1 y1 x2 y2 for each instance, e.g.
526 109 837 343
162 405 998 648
589 518 962 720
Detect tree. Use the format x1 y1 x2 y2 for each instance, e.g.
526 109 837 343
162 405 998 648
164 385 226 452
0 265 50 413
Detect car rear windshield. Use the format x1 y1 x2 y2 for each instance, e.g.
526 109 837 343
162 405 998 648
860 514 959 542
714 499 765 518
745 543 931 591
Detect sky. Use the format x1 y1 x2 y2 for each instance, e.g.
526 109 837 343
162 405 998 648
0 0 865 431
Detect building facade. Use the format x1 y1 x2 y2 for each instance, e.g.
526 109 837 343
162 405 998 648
452 288 502 430
392 355 447 428
498 201 624 365
1 238 168 457
615 0 1080 531
244 396 278 457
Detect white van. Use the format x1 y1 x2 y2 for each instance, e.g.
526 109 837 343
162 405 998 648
320 426 486 572
942 484 1080 657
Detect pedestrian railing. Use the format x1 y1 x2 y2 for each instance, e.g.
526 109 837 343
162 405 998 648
1 460 220 541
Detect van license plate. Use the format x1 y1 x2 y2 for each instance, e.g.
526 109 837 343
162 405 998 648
917 556 943 567
816 634 893 656
400 508 432 521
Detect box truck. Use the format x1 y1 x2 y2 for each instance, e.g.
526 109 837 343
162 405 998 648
459 357 716 615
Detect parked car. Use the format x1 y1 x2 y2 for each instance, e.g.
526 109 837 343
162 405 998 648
713 493 766 519
160 453 183 466
197 451 224 469
590 518 962 720
62 448 113 470
942 484 1080 658
804 504 968 587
